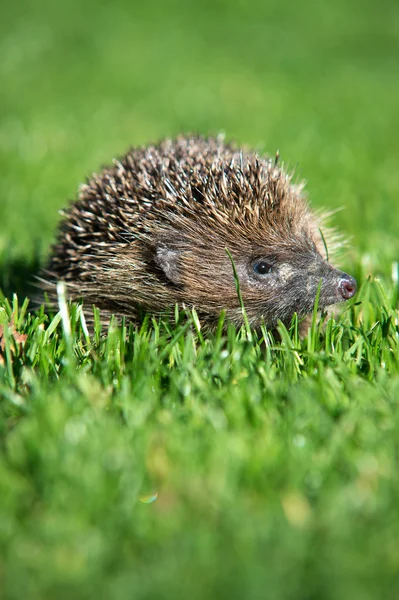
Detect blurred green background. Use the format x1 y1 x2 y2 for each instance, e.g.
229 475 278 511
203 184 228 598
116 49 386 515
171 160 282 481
1 0 398 272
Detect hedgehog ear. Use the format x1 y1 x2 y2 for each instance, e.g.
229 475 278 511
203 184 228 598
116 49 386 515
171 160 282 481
155 243 182 285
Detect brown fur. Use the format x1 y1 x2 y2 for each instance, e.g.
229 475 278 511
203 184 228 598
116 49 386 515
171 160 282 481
40 135 355 329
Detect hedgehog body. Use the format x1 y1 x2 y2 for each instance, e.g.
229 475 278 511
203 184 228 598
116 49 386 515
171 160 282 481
42 136 356 329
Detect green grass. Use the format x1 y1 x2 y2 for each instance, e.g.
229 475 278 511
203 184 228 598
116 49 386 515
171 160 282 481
1 0 399 598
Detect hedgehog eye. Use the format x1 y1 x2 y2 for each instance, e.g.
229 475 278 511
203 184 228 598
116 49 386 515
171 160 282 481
253 261 273 275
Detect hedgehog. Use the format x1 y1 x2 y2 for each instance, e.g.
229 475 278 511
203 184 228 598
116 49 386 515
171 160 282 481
40 135 356 330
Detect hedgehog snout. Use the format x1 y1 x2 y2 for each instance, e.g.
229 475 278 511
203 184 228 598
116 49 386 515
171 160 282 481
338 274 357 300
307 259 357 309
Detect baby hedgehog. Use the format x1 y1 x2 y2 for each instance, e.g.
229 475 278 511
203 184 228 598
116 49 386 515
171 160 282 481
41 135 356 329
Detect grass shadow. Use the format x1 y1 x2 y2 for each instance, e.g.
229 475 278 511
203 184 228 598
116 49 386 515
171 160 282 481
0 254 42 303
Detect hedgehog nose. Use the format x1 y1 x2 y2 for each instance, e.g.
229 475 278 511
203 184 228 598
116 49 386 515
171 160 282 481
338 274 357 300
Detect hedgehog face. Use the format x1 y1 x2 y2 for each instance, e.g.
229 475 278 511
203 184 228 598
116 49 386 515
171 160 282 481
236 248 357 328
154 234 356 329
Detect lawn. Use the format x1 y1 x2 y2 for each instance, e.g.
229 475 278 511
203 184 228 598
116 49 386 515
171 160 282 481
1 0 399 598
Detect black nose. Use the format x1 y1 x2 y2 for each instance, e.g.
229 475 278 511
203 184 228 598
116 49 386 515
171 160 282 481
338 274 357 300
